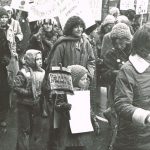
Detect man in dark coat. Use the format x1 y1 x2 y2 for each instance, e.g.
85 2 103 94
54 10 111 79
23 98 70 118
0 7 11 130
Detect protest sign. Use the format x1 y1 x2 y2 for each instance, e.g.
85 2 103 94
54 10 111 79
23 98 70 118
11 0 30 11
28 0 97 27
67 91 94 134
120 0 135 10
136 0 149 14
48 67 74 95
57 0 95 28
28 0 58 22
89 0 102 21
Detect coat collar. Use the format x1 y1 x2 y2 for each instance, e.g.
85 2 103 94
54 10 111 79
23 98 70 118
129 54 150 73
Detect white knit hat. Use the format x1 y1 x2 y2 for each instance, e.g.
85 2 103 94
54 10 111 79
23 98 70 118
110 23 132 40
116 15 130 26
102 15 116 27
109 7 120 17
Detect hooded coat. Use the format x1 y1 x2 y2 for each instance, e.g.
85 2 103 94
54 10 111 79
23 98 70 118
14 50 45 105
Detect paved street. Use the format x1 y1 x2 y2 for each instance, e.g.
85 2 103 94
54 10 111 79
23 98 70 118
0 94 111 150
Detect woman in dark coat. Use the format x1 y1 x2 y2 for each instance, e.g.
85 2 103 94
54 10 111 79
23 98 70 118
100 23 132 149
0 7 11 129
43 16 96 150
113 23 150 150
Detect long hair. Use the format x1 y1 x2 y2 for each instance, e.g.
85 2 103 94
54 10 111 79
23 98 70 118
131 23 150 58
63 16 86 36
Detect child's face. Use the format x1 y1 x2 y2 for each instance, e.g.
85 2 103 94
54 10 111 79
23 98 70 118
78 74 90 90
0 15 8 27
36 53 42 68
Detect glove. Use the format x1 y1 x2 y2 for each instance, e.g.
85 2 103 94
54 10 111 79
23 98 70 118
55 102 72 111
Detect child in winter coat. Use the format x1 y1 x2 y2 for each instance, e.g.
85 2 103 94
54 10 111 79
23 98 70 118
13 49 48 150
51 65 99 150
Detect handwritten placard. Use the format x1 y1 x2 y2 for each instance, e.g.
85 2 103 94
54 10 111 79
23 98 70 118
136 0 149 14
48 67 74 94
11 0 30 11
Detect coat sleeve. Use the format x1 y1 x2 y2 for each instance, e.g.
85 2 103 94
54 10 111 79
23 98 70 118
13 71 32 96
0 30 11 66
114 66 150 126
86 41 96 78
15 20 23 41
51 44 65 66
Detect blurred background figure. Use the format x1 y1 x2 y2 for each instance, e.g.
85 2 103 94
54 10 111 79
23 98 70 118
3 5 23 108
0 6 11 133
16 10 31 68
124 9 140 33
29 18 61 69
109 7 120 19
96 15 116 58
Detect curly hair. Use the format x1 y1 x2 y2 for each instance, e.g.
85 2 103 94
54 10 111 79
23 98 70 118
131 23 150 58
63 16 86 36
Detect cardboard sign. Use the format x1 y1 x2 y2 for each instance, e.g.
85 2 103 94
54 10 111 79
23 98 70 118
48 67 74 95
89 0 102 21
136 0 149 14
120 0 135 10
11 0 30 11
28 0 58 22
67 91 94 134
28 0 97 27
57 0 95 28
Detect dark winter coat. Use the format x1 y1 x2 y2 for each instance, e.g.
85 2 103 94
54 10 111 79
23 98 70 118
0 28 11 117
114 55 150 150
49 36 95 77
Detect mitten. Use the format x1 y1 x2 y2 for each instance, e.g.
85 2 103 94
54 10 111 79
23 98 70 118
55 102 72 111
14 87 32 96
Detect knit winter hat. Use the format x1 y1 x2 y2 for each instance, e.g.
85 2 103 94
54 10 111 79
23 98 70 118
109 7 120 17
102 15 116 27
110 23 132 40
3 6 13 13
67 65 88 87
116 15 130 26
0 7 8 18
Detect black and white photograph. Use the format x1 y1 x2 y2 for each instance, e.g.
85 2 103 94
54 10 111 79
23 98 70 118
0 0 150 150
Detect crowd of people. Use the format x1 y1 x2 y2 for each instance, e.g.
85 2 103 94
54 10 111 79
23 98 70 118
0 4 150 150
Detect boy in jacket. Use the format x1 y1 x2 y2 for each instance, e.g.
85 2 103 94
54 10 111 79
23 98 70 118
14 49 47 150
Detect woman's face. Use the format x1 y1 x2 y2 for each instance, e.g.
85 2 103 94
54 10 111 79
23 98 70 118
43 22 53 32
104 23 114 34
0 15 8 27
113 38 130 51
72 25 83 37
